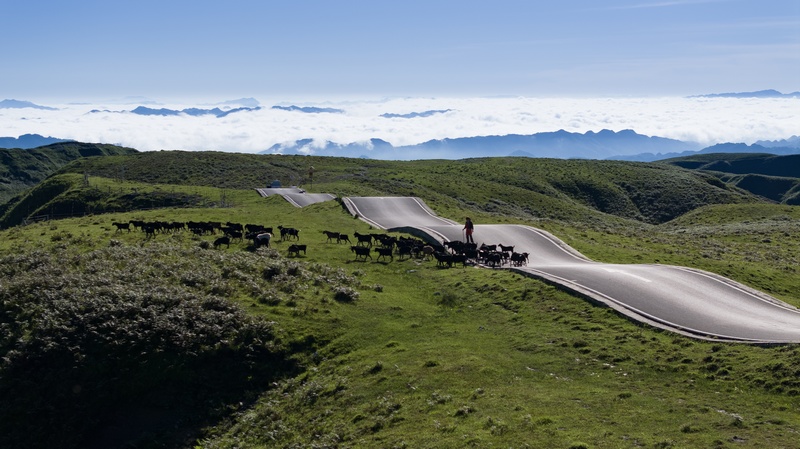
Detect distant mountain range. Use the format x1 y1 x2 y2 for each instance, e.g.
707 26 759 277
5 130 800 161
612 141 800 162
264 130 800 161
0 134 73 149
690 89 800 99
87 105 262 118
270 105 344 114
264 129 705 160
381 109 452 118
0 99 58 110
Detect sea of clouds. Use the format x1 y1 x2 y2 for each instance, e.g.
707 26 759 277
2 96 798 154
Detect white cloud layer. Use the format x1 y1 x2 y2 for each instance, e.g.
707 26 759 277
1 96 798 154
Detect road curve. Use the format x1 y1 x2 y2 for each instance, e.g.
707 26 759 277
256 188 335 207
343 196 800 344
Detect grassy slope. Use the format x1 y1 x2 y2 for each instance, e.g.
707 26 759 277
52 152 757 225
662 153 800 178
0 142 138 205
2 152 800 448
662 153 800 205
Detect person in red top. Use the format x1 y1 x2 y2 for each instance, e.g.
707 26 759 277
463 217 474 244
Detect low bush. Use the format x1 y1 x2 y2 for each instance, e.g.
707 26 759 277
0 243 337 448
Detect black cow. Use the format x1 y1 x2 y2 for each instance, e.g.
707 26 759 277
214 236 231 249
278 225 300 241
353 232 372 247
322 230 340 242
112 221 130 233
374 246 393 261
351 245 372 261
287 244 307 257
510 252 529 266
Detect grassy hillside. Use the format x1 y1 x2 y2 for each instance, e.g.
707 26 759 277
0 142 138 205
0 174 212 228
45 151 760 226
1 151 799 448
663 152 800 178
662 153 800 204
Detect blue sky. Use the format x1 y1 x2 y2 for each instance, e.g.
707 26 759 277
3 0 798 101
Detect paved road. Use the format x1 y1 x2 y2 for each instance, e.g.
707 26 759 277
256 188 335 207
344 196 800 344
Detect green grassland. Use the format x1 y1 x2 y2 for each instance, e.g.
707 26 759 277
662 153 800 205
0 142 138 206
1 150 800 448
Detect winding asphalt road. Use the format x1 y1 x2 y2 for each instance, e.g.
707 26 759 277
256 187 336 207
343 196 800 344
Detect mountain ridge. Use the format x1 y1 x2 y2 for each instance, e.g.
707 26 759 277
689 89 800 98
0 133 74 149
262 129 703 160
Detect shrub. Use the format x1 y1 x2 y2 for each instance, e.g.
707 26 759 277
334 286 360 302
0 244 296 449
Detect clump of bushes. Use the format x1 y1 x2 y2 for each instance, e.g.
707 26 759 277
0 242 363 449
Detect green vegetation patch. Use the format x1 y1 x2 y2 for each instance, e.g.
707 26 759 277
0 240 366 448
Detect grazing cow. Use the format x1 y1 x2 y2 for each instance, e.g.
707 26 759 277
112 221 131 233
462 248 479 264
433 251 453 268
287 244 307 257
510 252 529 266
214 236 231 249
226 230 243 242
420 245 435 261
449 253 468 267
396 244 413 260
278 225 300 241
322 230 340 243
443 240 465 254
353 232 372 247
372 233 394 248
498 244 514 254
143 224 157 239
226 222 244 232
245 224 265 234
374 246 393 262
252 232 272 248
484 251 503 268
351 245 372 261
480 243 497 252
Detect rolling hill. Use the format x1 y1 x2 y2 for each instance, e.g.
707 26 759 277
662 153 800 204
0 142 138 206
0 149 764 229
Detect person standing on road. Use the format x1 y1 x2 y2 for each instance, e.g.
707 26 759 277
463 217 474 244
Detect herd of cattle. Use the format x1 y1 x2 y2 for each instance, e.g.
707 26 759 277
111 220 530 268
112 220 277 249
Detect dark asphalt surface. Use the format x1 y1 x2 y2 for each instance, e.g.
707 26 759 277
256 187 335 207
343 196 800 343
